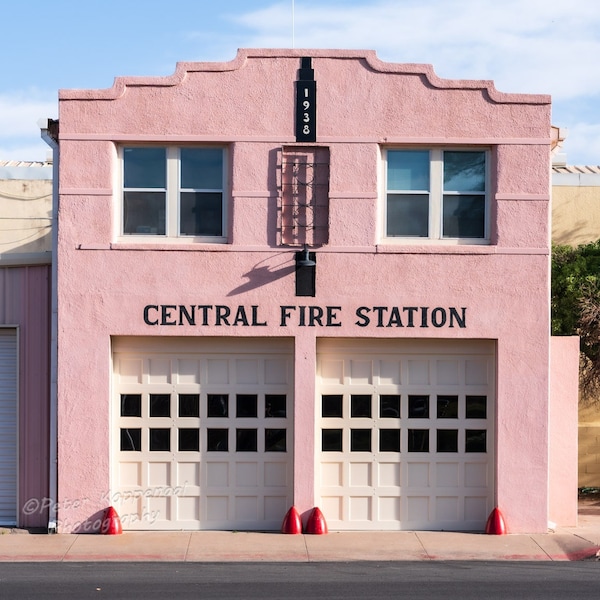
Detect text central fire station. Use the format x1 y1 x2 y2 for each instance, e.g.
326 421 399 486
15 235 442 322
51 49 578 533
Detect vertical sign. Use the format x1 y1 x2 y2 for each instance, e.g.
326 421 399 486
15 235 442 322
295 57 316 142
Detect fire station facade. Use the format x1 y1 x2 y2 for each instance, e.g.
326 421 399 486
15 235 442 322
53 49 578 533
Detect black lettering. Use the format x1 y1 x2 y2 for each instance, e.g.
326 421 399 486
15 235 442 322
161 305 177 326
299 306 306 327
197 305 212 326
420 307 429 328
215 305 231 326
355 306 370 327
233 306 249 326
431 307 447 328
373 306 387 328
251 306 268 326
144 305 159 326
179 305 195 326
386 306 404 327
403 307 418 327
326 306 342 327
449 307 467 328
309 306 324 326
280 306 295 326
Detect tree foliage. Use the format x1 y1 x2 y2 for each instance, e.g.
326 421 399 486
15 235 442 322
552 241 600 397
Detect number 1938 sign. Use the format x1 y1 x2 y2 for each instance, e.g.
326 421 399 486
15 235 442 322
296 57 316 142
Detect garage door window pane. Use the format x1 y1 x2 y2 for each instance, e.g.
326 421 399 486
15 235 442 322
322 429 343 452
380 429 400 452
179 394 200 417
179 428 200 451
351 395 371 418
236 394 258 418
437 395 458 418
150 428 170 451
408 429 429 452
466 430 487 453
121 394 141 417
322 395 343 417
408 395 429 418
207 428 228 451
437 429 458 452
466 396 487 419
380 395 400 418
351 429 371 452
208 394 228 418
150 394 170 417
265 394 286 418
236 428 257 452
265 429 286 452
120 428 141 451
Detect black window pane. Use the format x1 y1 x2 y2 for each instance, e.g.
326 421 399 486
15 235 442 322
442 194 485 238
408 395 429 418
121 394 141 417
207 394 228 418
124 147 166 188
179 428 199 451
149 428 170 451
466 430 487 453
123 191 166 235
265 429 286 452
466 396 487 419
236 394 257 418
180 192 223 236
265 395 286 418
351 395 371 418
351 429 371 452
437 395 459 418
380 429 400 452
236 429 257 452
150 394 170 417
207 429 228 451
120 428 141 451
437 429 458 452
322 429 343 452
179 394 199 417
387 194 429 237
380 395 400 418
322 395 343 418
408 429 429 452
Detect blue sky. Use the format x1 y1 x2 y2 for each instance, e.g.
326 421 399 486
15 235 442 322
2 0 599 164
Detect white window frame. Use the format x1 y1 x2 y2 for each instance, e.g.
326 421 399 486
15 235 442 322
382 148 490 244
119 146 228 243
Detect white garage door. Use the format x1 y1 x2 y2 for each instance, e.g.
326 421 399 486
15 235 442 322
317 339 495 531
0 329 17 526
112 338 293 531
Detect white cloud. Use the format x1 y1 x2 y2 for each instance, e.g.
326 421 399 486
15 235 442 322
562 122 600 167
232 0 600 99
0 91 57 139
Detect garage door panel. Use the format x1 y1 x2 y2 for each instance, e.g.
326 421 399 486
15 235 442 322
317 340 495 531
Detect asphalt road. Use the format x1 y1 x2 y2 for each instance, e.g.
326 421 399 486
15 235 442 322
1 561 599 599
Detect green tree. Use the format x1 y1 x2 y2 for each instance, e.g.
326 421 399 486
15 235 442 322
552 240 600 397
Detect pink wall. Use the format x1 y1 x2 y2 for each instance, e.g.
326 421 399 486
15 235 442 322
55 49 559 532
549 336 579 526
0 265 51 528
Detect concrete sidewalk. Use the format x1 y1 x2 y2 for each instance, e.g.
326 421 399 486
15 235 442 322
1 506 599 563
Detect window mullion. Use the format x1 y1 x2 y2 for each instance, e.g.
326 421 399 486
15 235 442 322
166 148 179 237
430 150 443 240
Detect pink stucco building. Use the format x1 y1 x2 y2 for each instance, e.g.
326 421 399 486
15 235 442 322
50 49 578 534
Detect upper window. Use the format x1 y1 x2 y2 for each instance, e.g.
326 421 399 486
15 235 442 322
385 149 488 242
122 146 226 241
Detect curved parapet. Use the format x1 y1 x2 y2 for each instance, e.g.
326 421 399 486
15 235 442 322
59 48 550 105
